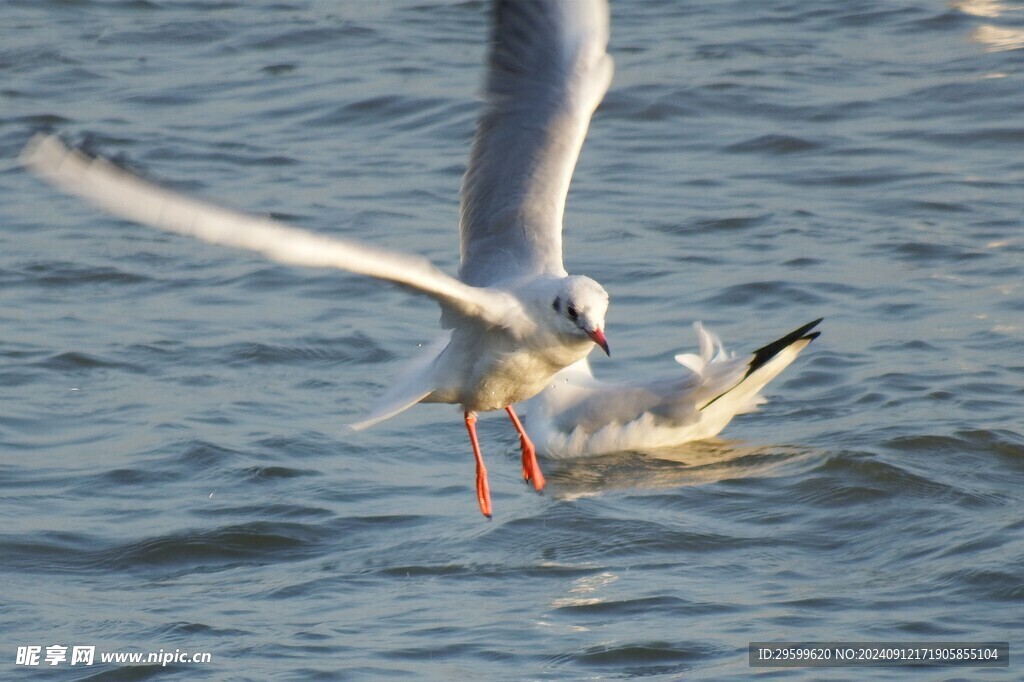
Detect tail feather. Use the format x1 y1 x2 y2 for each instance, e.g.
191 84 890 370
345 332 448 432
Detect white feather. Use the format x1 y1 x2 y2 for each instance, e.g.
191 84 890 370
524 321 819 458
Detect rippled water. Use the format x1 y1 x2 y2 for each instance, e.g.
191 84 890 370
2 0 1022 679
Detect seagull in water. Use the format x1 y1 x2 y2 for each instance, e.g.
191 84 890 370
525 319 822 459
21 0 616 518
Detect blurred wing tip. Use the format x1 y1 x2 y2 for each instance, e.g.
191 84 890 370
20 132 70 173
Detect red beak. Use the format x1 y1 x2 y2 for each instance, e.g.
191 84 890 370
589 328 610 356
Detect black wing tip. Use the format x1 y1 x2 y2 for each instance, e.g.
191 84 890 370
744 318 823 379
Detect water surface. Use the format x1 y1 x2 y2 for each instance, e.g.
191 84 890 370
1 0 1022 678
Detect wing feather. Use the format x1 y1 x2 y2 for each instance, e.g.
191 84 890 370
459 0 613 286
21 134 520 329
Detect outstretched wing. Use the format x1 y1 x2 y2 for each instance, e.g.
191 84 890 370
458 0 613 286
21 134 521 329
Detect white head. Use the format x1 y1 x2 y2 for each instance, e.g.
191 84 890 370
549 275 610 355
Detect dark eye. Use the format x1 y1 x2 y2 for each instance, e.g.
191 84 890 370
567 304 579 321
552 296 561 313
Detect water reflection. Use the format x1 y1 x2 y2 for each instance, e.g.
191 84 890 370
550 571 619 611
951 0 1011 18
952 0 1024 51
970 24 1024 51
546 438 819 500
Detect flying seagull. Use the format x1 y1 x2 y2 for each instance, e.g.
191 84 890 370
21 0 616 518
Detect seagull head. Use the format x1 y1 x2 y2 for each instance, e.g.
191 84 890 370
550 275 610 356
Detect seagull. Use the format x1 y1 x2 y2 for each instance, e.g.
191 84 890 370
20 0 615 518
525 319 822 458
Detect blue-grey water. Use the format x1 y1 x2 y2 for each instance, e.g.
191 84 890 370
2 1 1022 679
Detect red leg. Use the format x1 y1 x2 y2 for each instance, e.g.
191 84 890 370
464 411 492 519
505 405 545 492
